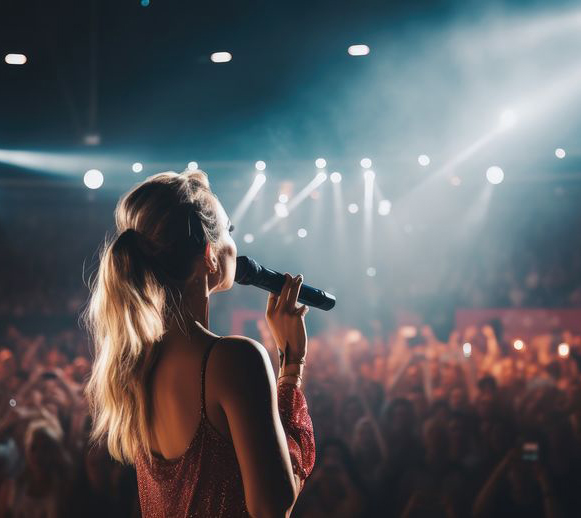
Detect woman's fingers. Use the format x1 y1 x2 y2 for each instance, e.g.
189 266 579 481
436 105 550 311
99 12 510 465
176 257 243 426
275 273 293 312
286 274 303 312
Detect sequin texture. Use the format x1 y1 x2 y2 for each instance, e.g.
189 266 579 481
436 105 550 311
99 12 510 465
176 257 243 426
134 337 316 517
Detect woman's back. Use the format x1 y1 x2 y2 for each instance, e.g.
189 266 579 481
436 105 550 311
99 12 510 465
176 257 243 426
135 334 250 517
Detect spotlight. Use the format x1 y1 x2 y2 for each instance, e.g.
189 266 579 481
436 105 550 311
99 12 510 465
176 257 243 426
348 44 370 56
513 339 524 351
418 154 430 166
4 53 27 65
558 343 570 358
315 158 327 169
297 228 307 238
255 173 266 185
360 158 372 169
187 161 198 170
315 171 328 182
84 169 104 190
243 233 254 244
255 160 266 171
486 166 504 185
378 199 391 216
210 52 232 63
132 162 143 173
348 203 359 214
274 203 289 218
141 0 150 6
463 342 472 358
278 193 289 203
555 148 566 159
499 109 517 130
363 170 375 181
366 267 376 277
9 398 16 407
330 172 342 183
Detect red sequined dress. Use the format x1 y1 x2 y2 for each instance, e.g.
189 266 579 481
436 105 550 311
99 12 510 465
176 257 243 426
135 336 316 518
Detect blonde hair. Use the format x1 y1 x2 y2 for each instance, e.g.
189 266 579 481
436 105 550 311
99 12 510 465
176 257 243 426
83 170 222 465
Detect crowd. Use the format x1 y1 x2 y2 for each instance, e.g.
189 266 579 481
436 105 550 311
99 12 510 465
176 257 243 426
1 315 580 517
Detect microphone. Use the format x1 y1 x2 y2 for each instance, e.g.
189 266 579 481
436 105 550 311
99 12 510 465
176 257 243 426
234 256 336 311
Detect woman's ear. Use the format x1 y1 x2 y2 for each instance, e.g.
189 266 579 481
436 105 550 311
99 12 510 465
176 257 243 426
204 243 218 274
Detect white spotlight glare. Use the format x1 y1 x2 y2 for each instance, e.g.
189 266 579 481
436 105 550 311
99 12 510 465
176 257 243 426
315 171 328 182
278 193 289 203
5 53 27 65
558 343 570 358
255 160 266 171
463 342 472 358
255 172 267 185
499 109 517 130
84 169 104 190
513 339 524 351
210 52 232 63
366 267 377 277
297 228 307 238
360 157 372 169
378 199 391 216
330 171 342 183
363 169 375 181
187 161 199 170
243 233 254 244
348 203 359 214
315 158 327 169
555 148 566 159
486 166 504 185
132 162 143 173
348 44 370 56
418 154 430 166
274 203 289 218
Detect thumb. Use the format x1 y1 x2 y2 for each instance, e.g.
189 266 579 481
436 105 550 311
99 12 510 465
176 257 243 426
299 304 309 317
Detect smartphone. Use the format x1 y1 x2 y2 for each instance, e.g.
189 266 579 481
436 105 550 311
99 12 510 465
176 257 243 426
522 441 539 462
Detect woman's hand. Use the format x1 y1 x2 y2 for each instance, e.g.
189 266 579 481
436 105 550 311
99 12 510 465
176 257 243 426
265 273 309 365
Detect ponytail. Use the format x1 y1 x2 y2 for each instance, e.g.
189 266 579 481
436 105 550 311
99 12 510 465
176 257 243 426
83 229 168 465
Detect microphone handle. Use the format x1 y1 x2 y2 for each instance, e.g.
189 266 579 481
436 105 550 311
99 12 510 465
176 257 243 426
253 266 336 311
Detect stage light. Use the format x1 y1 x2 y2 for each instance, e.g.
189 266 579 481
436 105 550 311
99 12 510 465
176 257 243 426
4 54 27 65
348 44 370 56
255 160 266 171
348 203 359 214
366 267 376 277
486 166 504 185
255 172 266 184
555 148 566 159
418 154 430 166
499 109 517 130
210 52 232 63
132 162 143 173
360 158 372 169
463 342 472 358
84 134 100 146
558 343 570 358
84 169 104 189
141 0 150 6
297 228 307 238
378 199 391 216
364 169 375 181
315 158 327 169
315 171 328 183
450 176 461 186
330 172 342 183
243 233 254 244
278 193 289 203
187 161 198 170
274 203 289 218
513 339 524 351
9 399 16 407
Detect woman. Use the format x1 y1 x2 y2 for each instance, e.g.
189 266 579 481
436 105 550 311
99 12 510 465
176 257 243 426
83 170 315 517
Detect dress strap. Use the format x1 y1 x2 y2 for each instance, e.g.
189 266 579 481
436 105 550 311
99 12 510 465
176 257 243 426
200 335 224 420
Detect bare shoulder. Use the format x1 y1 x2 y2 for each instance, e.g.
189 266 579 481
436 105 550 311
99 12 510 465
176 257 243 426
212 335 271 372
209 336 274 396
